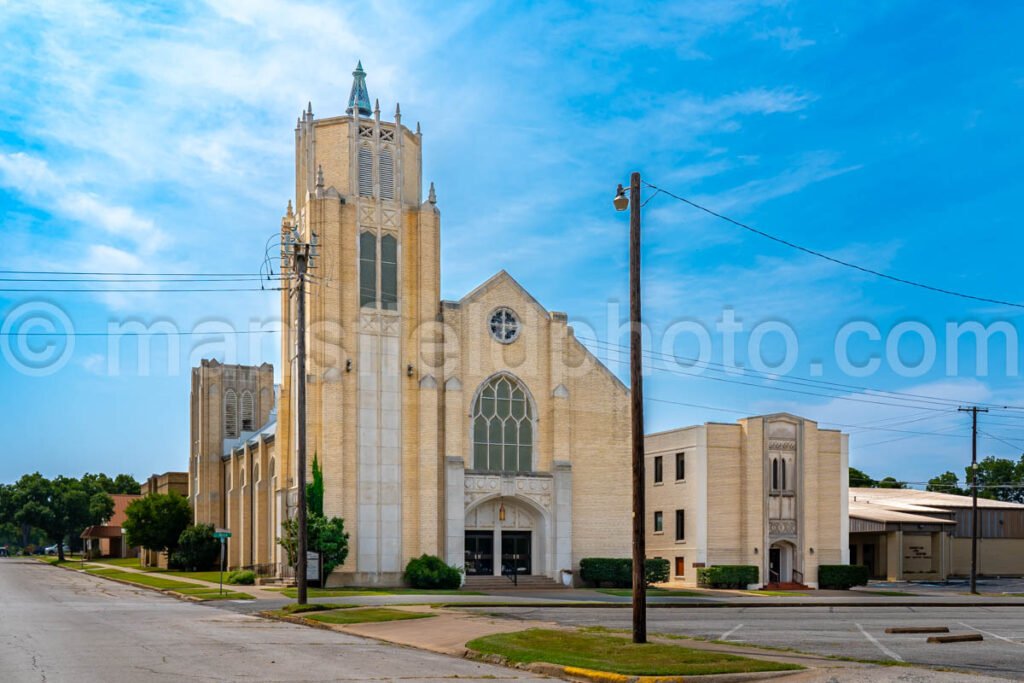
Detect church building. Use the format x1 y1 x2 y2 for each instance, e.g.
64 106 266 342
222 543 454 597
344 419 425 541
188 63 632 585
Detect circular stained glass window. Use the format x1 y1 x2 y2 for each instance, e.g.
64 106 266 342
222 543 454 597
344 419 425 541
489 307 520 344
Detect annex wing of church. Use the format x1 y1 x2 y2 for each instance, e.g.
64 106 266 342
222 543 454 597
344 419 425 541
188 64 632 585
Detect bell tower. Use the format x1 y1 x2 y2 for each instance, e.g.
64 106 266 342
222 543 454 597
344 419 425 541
278 63 443 583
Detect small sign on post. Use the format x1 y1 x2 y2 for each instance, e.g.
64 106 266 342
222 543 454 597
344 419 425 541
213 529 231 594
306 551 320 585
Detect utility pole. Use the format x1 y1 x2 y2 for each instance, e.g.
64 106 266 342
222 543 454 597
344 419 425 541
284 225 317 605
959 405 988 595
616 172 647 644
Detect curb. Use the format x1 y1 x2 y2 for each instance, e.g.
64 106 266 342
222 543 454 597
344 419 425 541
467 652 798 683
38 559 246 605
437 600 1024 609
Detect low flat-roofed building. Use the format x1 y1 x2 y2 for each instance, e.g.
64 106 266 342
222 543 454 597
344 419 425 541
849 487 1024 580
140 471 189 568
81 493 140 559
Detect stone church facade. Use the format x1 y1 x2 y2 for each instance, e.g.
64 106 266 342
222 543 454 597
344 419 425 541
188 64 631 585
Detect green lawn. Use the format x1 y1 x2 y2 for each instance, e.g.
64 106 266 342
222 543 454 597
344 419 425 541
82 568 251 600
279 587 479 598
274 603 358 615
595 588 704 598
754 591 809 597
91 557 142 568
467 629 802 676
161 570 230 584
304 607 435 625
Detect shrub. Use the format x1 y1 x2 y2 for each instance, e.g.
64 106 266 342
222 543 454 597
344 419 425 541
403 554 462 589
227 569 255 585
696 565 759 589
818 564 869 590
579 558 672 588
170 523 220 571
645 558 670 585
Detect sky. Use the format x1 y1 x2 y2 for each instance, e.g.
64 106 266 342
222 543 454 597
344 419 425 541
2 1 1024 486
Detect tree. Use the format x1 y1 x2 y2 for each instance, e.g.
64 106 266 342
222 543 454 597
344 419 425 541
9 475 113 561
111 474 142 494
877 476 907 489
307 454 324 518
123 492 192 557
81 472 141 495
170 523 221 571
849 467 876 488
970 456 1024 504
927 471 965 496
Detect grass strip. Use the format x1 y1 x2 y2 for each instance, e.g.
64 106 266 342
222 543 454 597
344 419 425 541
595 588 704 598
304 607 435 625
466 628 802 676
279 587 479 598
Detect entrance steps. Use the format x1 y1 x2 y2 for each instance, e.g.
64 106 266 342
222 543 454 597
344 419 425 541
464 575 564 591
762 582 810 591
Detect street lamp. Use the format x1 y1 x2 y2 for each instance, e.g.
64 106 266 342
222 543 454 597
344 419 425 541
615 172 646 644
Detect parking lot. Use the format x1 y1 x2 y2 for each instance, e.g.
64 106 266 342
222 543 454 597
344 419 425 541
467 605 1024 679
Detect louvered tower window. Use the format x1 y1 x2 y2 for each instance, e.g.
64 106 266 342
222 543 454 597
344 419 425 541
379 149 394 200
240 390 254 432
358 146 373 197
359 231 377 307
224 389 238 439
381 234 397 310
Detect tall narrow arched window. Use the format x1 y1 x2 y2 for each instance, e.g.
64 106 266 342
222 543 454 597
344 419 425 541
781 459 787 491
471 374 534 472
358 146 373 197
771 458 779 491
359 231 377 307
379 148 394 200
224 389 238 438
381 234 397 311
240 390 254 432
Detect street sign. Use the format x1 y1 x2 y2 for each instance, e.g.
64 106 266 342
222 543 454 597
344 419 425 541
306 551 320 583
213 529 231 539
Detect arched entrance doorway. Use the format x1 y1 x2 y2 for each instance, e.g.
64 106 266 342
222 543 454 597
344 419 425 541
768 540 796 583
464 496 546 577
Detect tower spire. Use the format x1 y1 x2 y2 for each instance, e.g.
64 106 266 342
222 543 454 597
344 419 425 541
346 60 372 117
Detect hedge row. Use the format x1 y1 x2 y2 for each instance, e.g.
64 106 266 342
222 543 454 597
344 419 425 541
696 565 759 589
579 558 670 587
818 564 869 590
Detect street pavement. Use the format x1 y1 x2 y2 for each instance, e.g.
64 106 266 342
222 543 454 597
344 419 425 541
464 604 1024 680
0 558 546 682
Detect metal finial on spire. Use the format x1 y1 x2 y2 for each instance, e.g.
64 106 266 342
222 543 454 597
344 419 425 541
307 101 312 115
416 121 421 135
346 61 372 117
287 199 294 218
428 181 436 204
395 102 401 117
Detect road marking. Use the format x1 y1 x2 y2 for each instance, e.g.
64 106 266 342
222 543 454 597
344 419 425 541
720 624 744 641
960 622 1023 646
856 623 904 662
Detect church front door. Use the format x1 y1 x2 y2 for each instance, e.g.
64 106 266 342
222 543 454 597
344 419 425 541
465 531 494 575
501 531 531 576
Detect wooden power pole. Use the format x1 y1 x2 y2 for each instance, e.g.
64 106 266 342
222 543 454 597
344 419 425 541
959 405 988 595
628 171 647 643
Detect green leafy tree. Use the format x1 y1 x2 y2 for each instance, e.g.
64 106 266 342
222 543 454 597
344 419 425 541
10 475 113 561
81 472 142 495
111 474 142 494
926 471 965 496
170 523 221 571
970 456 1024 503
877 476 907 489
307 454 324 518
848 467 877 488
123 492 192 558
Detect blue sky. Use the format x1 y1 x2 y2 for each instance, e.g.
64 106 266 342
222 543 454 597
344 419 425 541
2 1 1024 485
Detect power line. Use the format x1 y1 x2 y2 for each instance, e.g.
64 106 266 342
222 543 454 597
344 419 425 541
4 329 281 337
0 269 268 276
0 287 282 293
643 180 1024 310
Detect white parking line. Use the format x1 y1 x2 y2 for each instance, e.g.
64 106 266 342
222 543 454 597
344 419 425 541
856 623 904 662
720 624 743 641
960 622 1023 646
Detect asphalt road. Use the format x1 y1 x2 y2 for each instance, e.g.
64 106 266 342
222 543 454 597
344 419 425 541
467 604 1024 680
0 558 545 683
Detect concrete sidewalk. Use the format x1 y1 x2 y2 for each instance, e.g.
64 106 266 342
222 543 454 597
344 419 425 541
78 560 285 599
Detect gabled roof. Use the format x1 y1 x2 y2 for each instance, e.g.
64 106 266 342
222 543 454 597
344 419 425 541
849 501 955 525
850 487 1024 510
455 270 550 320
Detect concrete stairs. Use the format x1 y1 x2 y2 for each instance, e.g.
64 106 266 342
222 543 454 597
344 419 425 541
464 575 563 591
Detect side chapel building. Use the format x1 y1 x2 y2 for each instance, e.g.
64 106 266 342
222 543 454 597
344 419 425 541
188 63 632 585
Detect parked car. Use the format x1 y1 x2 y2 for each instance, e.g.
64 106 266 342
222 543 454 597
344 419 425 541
44 544 70 556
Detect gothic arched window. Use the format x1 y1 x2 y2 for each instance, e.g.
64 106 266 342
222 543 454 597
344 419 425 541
381 234 397 310
359 231 376 307
472 374 534 472
241 390 254 432
771 458 779 491
224 389 238 439
780 459 787 491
